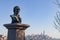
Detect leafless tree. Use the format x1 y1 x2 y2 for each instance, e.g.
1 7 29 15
54 0 60 31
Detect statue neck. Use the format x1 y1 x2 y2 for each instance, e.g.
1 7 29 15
14 13 19 16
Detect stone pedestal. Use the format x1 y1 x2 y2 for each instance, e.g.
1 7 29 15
4 23 30 40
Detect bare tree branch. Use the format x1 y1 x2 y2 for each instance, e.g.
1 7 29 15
54 0 60 31
54 0 60 8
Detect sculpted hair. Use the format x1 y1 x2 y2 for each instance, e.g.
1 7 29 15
13 6 20 12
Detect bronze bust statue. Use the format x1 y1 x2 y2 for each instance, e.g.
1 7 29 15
10 6 22 23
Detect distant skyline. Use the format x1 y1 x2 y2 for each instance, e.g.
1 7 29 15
0 0 60 38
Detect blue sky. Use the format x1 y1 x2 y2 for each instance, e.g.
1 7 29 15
0 0 60 38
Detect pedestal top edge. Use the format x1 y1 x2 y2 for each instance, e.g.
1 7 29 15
4 23 30 27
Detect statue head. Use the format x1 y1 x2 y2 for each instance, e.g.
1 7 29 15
13 6 20 15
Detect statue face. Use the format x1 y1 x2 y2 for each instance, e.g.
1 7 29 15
15 9 20 15
13 6 20 15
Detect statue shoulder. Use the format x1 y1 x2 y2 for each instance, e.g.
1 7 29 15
10 15 12 17
10 15 15 17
